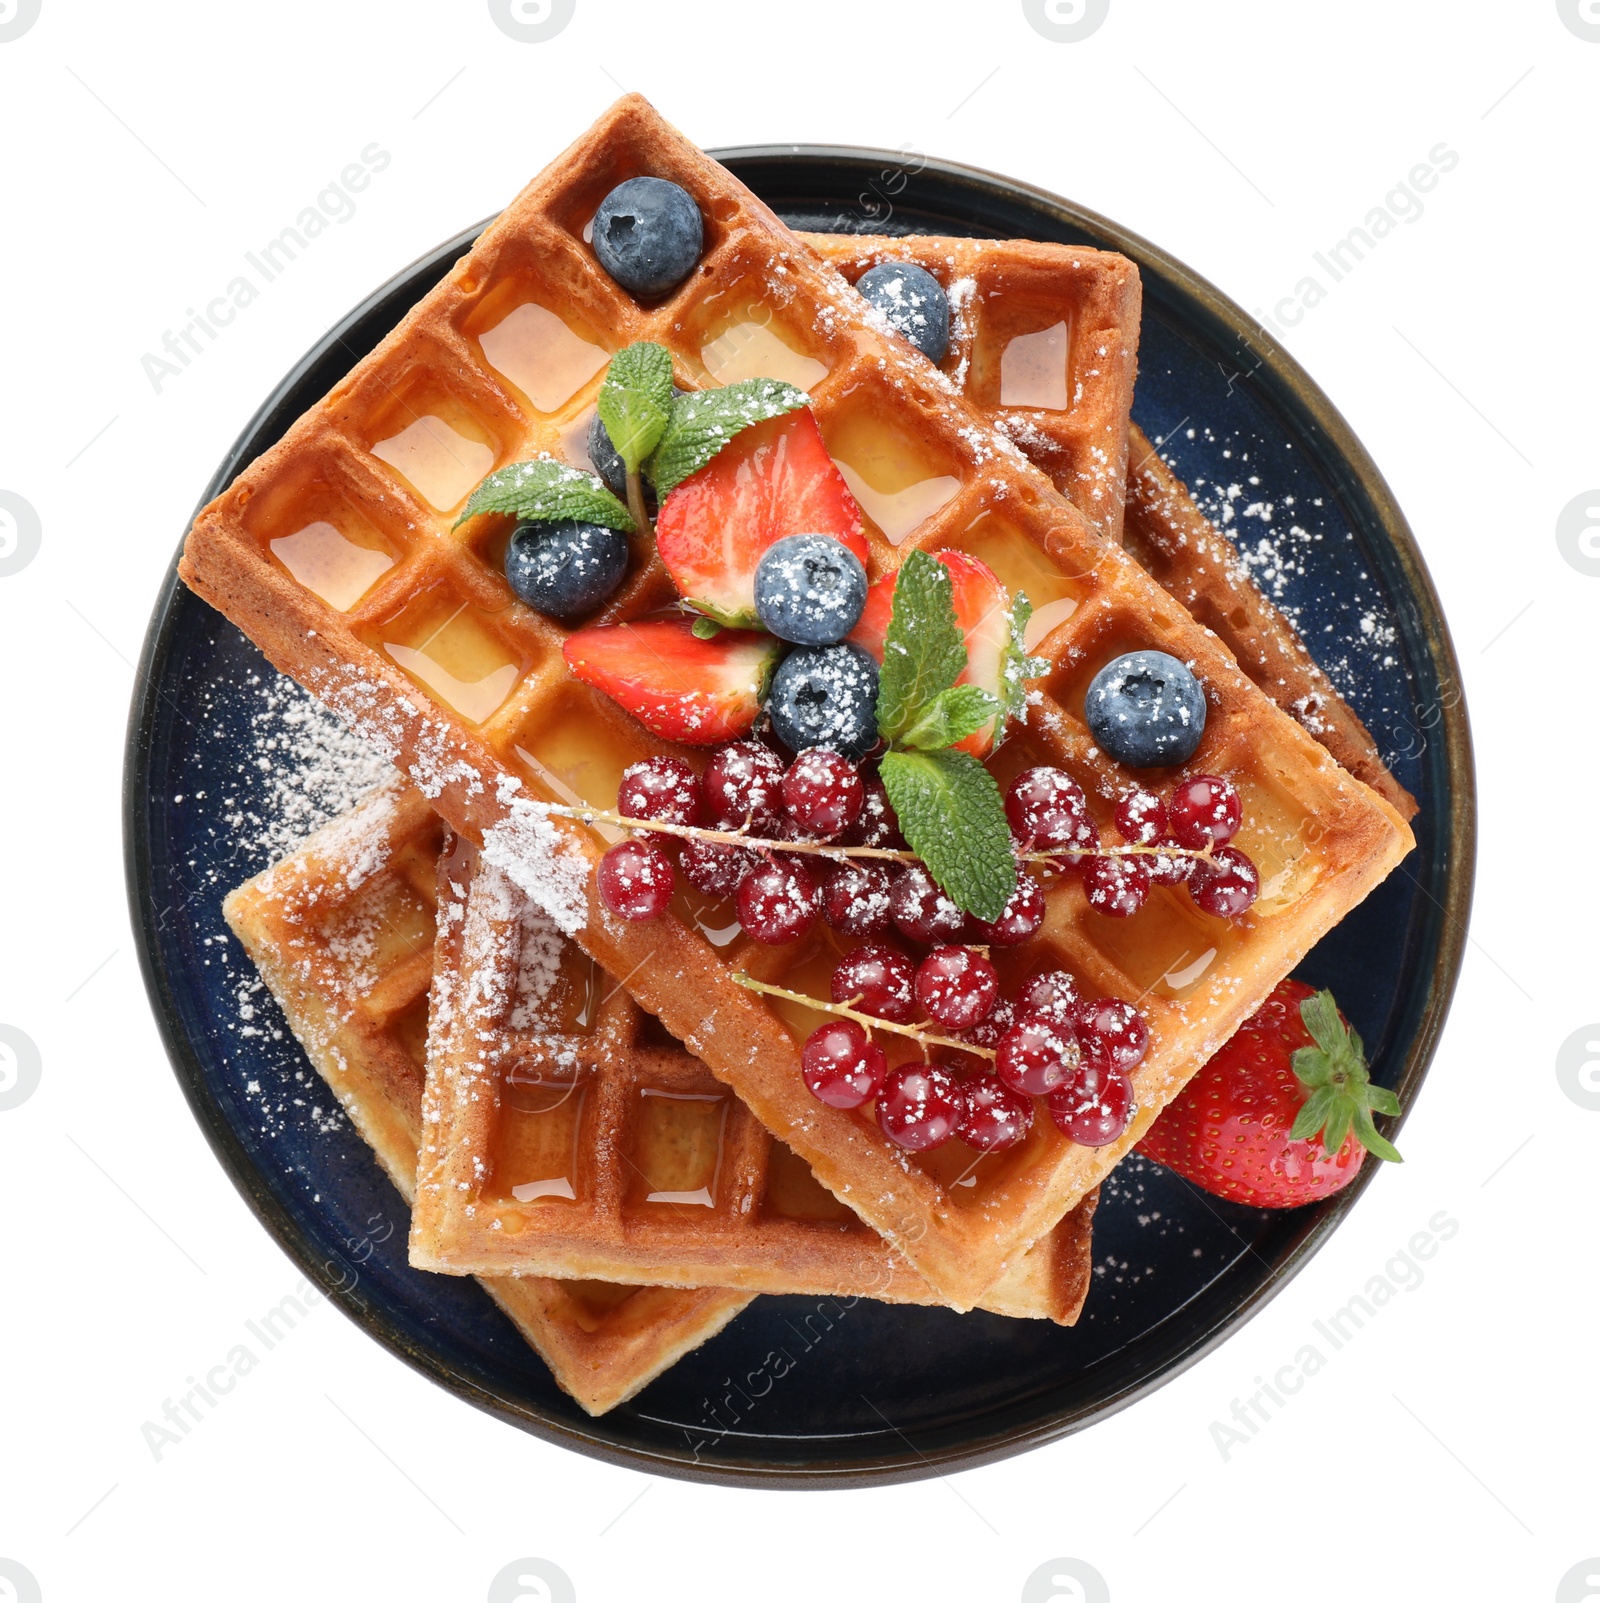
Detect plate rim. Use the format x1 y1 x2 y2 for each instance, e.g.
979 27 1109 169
122 143 1475 1489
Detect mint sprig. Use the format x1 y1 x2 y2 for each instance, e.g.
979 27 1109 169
453 457 634 533
900 683 1001 752
999 592 1048 736
597 341 674 474
875 549 968 745
648 378 809 497
1289 990 1403 1162
880 750 1015 923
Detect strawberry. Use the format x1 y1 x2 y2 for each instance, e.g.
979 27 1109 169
1136 979 1402 1208
562 616 783 746
655 409 868 629
850 549 1010 756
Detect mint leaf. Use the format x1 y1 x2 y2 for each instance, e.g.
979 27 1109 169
597 341 673 475
900 684 1002 752
879 748 1016 921
647 378 809 497
875 549 967 745
996 591 1048 747
453 457 634 533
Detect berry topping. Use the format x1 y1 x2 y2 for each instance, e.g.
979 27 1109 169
851 550 1010 756
959 996 1019 1053
596 838 674 921
504 518 630 620
1147 838 1198 887
956 1075 1034 1152
969 870 1045 946
821 860 894 937
591 177 703 299
617 756 700 828
1047 1061 1135 1147
1167 774 1243 849
587 385 686 503
655 409 867 629
701 739 787 832
841 773 904 848
831 944 917 1023
563 617 782 745
1004 767 1096 858
767 642 880 760
680 837 754 899
1084 650 1207 769
1081 852 1151 918
915 946 999 1031
754 533 869 646
995 1015 1080 1096
889 863 967 944
1190 845 1261 918
1070 997 1150 1073
736 857 822 945
853 261 952 365
781 747 865 839
1018 969 1080 1024
876 1061 965 1152
1114 788 1167 845
801 1020 888 1110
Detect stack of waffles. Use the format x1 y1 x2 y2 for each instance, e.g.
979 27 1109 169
195 96 1415 1416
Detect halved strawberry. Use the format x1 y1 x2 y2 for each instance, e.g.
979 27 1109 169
563 617 783 746
655 409 868 628
850 549 1009 756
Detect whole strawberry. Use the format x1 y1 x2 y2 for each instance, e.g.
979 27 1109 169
1137 978 1402 1208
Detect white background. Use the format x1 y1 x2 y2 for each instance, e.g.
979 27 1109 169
0 2 1593 1600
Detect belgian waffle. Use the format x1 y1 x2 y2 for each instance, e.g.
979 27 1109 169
181 94 1414 1307
802 236 1414 819
222 780 753 1415
802 234 1140 541
415 827 1096 1319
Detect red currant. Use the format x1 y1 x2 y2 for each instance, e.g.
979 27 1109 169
956 1075 1034 1151
1167 774 1243 849
736 857 822 944
1018 969 1080 1024
914 946 999 1031
1047 1061 1134 1147
680 836 754 899
781 747 864 840
876 1061 965 1151
1147 837 1198 887
596 838 675 921
1005 767 1096 858
1070 996 1150 1072
1082 852 1151 917
618 756 700 828
969 871 1046 946
821 860 894 937
841 773 904 848
831 944 917 1023
702 740 785 832
1115 788 1167 845
1190 845 1260 918
889 863 967 943
958 996 1018 1054
801 1019 887 1109
995 1016 1080 1096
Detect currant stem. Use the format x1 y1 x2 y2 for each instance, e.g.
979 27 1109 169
731 972 996 1061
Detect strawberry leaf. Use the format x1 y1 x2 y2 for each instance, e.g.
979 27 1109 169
900 684 1002 752
648 379 810 497
597 341 674 475
875 549 967 745
1288 989 1403 1162
453 457 634 533
879 747 1016 922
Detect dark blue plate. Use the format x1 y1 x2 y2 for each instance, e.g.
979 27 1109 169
124 149 1473 1487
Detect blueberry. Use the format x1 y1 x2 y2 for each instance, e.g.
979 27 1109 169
855 261 950 364
504 518 630 620
768 643 879 759
754 533 868 646
587 386 686 502
1084 650 1208 768
592 177 703 299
